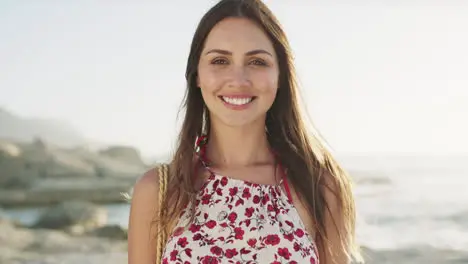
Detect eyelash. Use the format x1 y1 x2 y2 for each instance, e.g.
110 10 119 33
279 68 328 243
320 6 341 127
211 58 268 66
211 58 228 65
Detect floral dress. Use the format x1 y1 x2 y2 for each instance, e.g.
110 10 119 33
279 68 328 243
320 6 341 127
161 166 319 264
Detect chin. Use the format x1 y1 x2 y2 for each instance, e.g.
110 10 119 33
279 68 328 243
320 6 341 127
211 113 267 130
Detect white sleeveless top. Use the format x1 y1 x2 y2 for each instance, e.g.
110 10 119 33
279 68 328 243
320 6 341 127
161 170 319 264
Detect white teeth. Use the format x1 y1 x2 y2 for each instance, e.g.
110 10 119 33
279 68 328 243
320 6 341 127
222 96 253 105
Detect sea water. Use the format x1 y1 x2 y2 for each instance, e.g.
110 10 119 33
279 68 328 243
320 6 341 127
3 154 468 263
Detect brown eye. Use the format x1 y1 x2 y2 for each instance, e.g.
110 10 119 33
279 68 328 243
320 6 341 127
212 58 228 65
250 59 267 66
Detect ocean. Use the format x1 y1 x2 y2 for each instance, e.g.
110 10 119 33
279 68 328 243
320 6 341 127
3 154 468 263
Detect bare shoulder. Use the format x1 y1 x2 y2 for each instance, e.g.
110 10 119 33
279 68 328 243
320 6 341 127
133 167 161 196
129 167 163 225
130 168 162 210
129 166 167 220
127 167 162 264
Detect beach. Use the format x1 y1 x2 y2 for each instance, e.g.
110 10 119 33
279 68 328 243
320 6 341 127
1 215 468 264
2 154 468 263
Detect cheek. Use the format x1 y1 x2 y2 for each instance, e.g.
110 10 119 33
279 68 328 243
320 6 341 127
198 68 221 92
253 70 279 95
198 70 220 107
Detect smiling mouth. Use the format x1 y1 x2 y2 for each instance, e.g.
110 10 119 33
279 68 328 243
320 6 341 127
219 96 256 106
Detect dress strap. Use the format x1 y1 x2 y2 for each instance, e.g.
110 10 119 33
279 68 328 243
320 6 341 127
273 152 293 203
195 135 209 165
195 135 212 175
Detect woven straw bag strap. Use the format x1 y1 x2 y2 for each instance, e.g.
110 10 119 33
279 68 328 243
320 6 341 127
155 163 169 264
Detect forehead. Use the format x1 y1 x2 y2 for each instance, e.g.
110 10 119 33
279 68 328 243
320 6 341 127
203 17 275 54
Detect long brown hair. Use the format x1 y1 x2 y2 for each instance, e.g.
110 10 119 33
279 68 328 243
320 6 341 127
158 0 361 262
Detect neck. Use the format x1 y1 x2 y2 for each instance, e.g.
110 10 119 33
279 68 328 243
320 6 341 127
205 118 273 168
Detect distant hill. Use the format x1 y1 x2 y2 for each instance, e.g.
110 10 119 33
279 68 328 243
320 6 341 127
0 107 88 147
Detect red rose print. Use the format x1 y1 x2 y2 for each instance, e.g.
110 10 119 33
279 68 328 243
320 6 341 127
310 256 317 264
201 256 219 264
267 204 274 212
225 248 238 258
189 224 201 233
228 212 237 222
240 248 251 255
293 242 301 252
264 234 280 245
229 187 238 196
205 220 217 229
262 194 270 205
247 238 257 247
284 233 294 241
177 237 188 247
242 188 251 199
202 194 211 205
170 250 178 261
221 177 228 186
253 195 261 204
234 227 244 239
161 173 318 263
295 228 305 237
193 233 202 241
278 247 291 260
210 246 223 256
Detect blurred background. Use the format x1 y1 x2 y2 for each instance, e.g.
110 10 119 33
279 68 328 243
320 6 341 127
1 1 467 263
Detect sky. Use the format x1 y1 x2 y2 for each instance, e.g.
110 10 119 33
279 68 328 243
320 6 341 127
1 0 467 158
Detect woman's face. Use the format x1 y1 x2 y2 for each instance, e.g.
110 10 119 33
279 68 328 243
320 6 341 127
197 17 279 128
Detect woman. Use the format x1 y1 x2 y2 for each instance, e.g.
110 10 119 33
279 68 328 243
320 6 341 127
128 0 362 263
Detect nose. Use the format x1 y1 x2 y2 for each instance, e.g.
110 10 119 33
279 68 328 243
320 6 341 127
227 65 250 88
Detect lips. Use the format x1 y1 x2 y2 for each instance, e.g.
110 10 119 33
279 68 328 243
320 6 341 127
217 95 257 110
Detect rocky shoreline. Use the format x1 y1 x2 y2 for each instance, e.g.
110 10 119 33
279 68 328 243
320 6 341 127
2 204 468 264
0 138 138 263
0 200 129 264
0 138 147 208
0 217 128 264
0 178 133 208
2 139 468 263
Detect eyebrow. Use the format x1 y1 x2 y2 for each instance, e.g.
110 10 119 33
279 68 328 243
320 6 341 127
204 49 273 57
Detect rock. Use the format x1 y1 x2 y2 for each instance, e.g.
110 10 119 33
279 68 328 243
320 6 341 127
19 145 97 179
0 141 21 157
32 200 107 234
0 214 128 264
0 217 35 250
0 152 40 189
99 146 144 165
89 225 128 240
0 136 148 206
0 179 134 207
